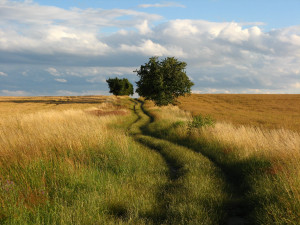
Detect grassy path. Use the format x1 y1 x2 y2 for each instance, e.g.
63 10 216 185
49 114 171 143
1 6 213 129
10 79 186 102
1 97 297 224
139 101 257 225
129 100 230 224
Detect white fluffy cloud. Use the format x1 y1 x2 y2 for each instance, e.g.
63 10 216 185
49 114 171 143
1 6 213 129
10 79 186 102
120 39 185 57
138 2 186 8
0 0 161 56
55 78 67 83
46 67 61 76
0 71 7 76
0 0 300 95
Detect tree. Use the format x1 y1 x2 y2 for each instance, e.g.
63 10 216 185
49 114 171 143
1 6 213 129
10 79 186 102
106 77 134 96
135 57 194 106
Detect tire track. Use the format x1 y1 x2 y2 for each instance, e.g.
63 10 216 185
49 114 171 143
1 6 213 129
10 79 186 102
129 100 228 224
129 100 187 223
138 100 252 225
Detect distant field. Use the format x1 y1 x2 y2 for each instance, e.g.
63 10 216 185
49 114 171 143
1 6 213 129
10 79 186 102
0 95 116 118
178 94 300 132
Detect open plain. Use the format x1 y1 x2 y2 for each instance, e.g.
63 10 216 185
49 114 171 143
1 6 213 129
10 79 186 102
178 94 300 132
0 95 299 224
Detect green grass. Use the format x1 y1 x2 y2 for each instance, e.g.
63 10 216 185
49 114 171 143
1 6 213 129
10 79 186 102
130 101 229 224
1 138 169 224
143 101 300 225
2 97 298 224
0 100 168 224
1 98 228 224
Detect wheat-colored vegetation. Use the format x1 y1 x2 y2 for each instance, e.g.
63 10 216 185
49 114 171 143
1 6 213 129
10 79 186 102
178 94 300 132
1 94 299 224
0 95 118 118
144 99 300 224
152 102 300 160
0 96 168 224
130 101 229 224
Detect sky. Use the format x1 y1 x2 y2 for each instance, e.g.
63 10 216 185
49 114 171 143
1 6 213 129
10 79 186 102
0 0 300 96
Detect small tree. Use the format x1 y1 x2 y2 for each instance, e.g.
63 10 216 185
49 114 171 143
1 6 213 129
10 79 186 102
106 77 134 96
135 57 194 106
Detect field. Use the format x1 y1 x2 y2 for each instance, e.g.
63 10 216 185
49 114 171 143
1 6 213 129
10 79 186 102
0 95 299 224
178 94 300 131
0 96 116 117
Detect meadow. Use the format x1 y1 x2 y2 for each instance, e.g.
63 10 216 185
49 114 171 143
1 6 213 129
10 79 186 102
178 94 300 131
0 96 168 224
0 94 299 224
145 95 300 224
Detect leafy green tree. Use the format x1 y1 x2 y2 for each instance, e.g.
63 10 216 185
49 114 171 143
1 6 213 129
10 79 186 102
106 77 134 96
135 57 194 106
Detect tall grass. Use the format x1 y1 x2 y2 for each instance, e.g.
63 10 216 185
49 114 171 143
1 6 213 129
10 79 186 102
0 99 167 224
0 110 110 162
130 101 229 224
178 94 300 132
2 96 299 224
144 101 300 224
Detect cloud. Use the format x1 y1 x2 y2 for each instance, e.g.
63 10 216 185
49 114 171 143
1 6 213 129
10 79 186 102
55 78 67 83
55 90 108 96
46 67 61 76
1 90 30 96
63 66 137 77
1 1 300 94
291 82 300 88
136 20 152 35
87 77 107 83
0 0 161 56
0 71 7 76
138 2 186 8
120 39 185 56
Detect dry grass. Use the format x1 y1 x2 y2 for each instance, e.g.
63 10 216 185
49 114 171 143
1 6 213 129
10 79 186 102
0 95 149 223
148 104 191 122
198 122 300 208
145 100 300 222
147 100 300 172
178 94 300 132
145 100 300 159
1 94 299 223
217 124 298 156
0 109 112 165
0 95 119 119
0 95 132 166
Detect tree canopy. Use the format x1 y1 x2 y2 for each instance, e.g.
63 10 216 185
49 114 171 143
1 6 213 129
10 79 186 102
106 77 134 96
135 57 194 106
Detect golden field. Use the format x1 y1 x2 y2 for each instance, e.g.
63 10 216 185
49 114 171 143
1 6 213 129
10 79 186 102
0 95 164 224
0 94 299 224
146 100 300 165
178 94 300 132
144 100 300 224
0 95 131 170
0 95 117 118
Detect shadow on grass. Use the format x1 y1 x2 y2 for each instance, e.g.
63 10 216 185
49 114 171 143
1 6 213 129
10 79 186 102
134 135 189 224
107 202 129 220
129 100 194 224
138 101 273 225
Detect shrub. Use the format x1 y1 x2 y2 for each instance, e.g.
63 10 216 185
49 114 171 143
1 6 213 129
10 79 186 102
188 115 216 132
172 121 186 128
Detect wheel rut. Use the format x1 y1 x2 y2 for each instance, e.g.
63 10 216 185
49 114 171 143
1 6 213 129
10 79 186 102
129 100 188 223
129 100 251 224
